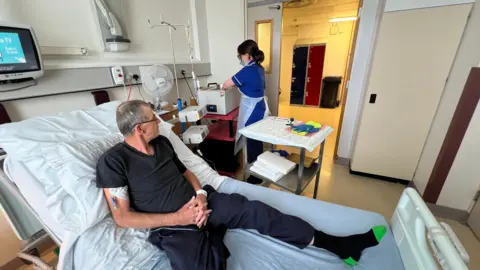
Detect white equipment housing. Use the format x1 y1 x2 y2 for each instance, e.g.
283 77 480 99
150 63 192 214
178 105 207 123
182 125 209 144
94 0 130 52
198 88 241 115
0 22 44 92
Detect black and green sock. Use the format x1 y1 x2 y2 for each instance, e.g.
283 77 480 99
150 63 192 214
313 225 387 267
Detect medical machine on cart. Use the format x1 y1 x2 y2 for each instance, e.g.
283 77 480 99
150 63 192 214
198 83 241 115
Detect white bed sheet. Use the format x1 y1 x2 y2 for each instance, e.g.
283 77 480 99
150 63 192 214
3 157 65 240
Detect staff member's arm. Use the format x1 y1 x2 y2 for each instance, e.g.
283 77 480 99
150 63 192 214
222 78 235 89
223 67 249 90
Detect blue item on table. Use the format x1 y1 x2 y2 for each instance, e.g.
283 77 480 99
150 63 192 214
271 149 289 157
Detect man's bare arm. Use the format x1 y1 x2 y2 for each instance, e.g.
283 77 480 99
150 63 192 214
184 170 203 192
103 189 204 229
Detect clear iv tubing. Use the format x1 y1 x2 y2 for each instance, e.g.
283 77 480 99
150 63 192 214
185 21 199 101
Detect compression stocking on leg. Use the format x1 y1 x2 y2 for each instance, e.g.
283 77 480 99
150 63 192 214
313 226 387 266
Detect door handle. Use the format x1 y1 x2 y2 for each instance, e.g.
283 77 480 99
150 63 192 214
268 5 281 10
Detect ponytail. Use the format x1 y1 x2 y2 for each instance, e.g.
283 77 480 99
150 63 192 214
254 50 265 64
238 39 265 65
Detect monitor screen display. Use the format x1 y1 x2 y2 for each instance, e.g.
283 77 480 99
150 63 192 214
0 26 41 75
0 32 27 64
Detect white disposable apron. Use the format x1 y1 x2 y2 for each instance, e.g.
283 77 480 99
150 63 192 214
234 94 270 154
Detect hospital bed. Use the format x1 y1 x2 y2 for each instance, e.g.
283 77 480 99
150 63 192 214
0 101 469 270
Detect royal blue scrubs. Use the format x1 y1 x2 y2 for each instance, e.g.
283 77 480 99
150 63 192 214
232 60 267 163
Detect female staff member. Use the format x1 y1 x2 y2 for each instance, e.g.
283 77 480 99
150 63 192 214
223 40 269 184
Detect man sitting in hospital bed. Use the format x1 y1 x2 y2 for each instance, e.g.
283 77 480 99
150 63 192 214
96 100 387 270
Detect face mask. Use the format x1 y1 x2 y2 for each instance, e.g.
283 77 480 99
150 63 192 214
240 59 246 66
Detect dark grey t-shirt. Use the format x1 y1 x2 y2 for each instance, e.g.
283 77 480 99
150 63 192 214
96 135 195 214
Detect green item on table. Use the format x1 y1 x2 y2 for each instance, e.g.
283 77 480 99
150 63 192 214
305 121 322 128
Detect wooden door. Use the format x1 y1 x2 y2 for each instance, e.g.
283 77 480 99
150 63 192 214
304 44 326 106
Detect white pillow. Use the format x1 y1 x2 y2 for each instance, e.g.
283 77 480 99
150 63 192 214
41 133 124 235
0 101 120 160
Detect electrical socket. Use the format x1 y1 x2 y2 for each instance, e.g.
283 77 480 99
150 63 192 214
126 73 140 83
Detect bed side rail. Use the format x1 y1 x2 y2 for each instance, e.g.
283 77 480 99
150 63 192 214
391 187 468 270
0 158 61 245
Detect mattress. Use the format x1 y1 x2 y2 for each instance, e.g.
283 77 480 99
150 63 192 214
72 178 405 270
3 156 65 240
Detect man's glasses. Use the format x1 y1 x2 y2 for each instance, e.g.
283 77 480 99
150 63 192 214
137 117 158 125
130 116 158 131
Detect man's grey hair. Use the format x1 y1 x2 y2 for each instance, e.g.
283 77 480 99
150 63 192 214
116 100 151 136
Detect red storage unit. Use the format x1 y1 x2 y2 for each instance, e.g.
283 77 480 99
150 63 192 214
304 44 326 106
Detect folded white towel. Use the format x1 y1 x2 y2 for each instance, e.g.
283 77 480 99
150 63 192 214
254 160 278 172
251 163 283 182
257 151 296 175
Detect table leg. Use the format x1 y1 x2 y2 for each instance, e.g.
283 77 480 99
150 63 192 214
313 141 325 199
297 148 306 194
229 120 234 138
242 136 248 181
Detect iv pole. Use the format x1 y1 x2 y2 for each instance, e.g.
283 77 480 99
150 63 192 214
148 15 198 132
148 16 182 100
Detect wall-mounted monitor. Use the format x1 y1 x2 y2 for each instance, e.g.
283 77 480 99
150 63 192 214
0 22 43 91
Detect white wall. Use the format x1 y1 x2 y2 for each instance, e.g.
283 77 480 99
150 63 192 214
0 0 210 69
0 0 246 121
205 0 246 83
437 101 480 211
337 0 475 160
413 1 480 195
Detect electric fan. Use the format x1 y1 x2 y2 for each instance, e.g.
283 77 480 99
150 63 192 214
141 64 175 110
